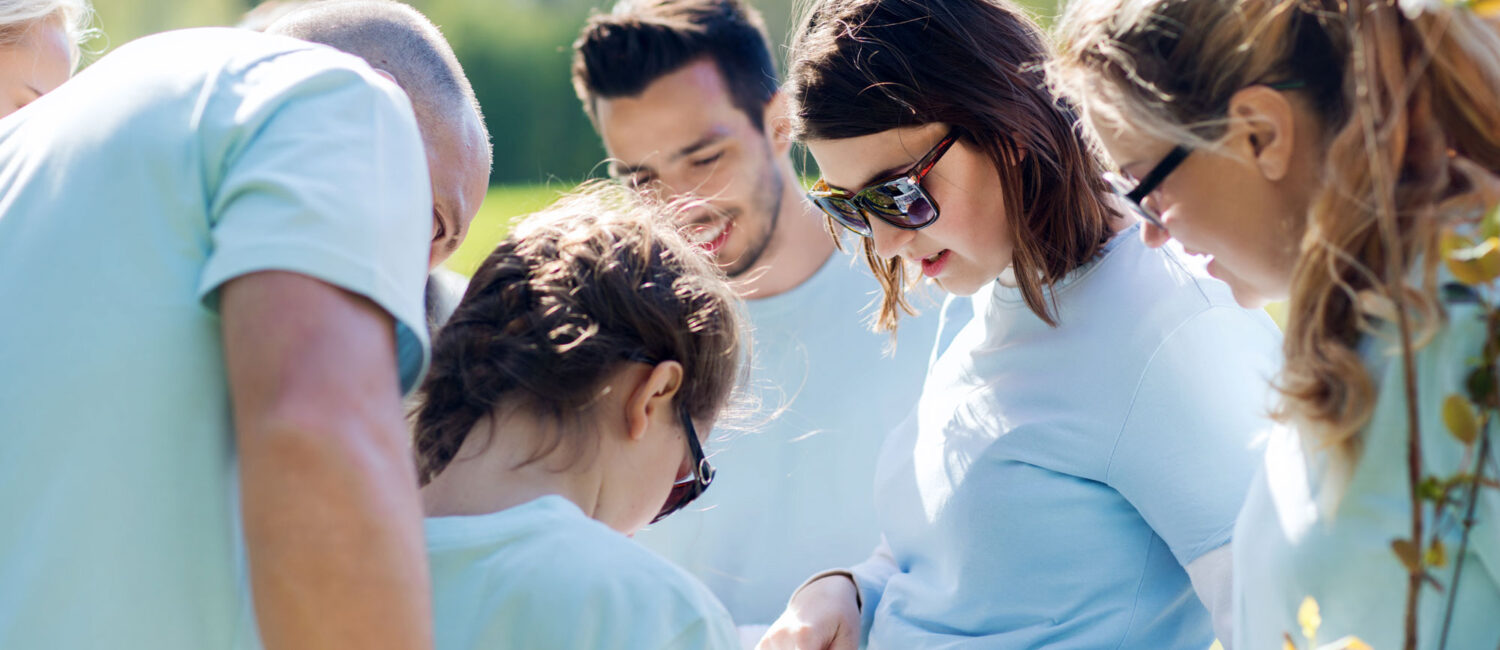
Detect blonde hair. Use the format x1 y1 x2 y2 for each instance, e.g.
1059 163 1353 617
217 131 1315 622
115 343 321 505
0 0 95 67
1053 0 1500 477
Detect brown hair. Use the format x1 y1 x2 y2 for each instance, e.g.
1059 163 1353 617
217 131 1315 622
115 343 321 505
785 0 1119 330
572 0 779 131
411 183 747 485
1054 0 1500 472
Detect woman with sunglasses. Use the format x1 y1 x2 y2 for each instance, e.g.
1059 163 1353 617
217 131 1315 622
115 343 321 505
1054 0 1500 647
758 1 1282 648
410 185 748 649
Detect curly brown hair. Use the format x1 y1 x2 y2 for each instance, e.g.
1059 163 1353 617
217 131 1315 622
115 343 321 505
411 183 747 485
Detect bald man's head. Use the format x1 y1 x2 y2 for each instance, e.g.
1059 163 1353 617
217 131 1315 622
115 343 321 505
268 0 491 269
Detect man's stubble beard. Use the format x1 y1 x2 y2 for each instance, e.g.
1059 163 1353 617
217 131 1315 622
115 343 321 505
721 150 785 279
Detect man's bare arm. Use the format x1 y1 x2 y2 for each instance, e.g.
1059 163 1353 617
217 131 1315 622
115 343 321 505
222 270 432 650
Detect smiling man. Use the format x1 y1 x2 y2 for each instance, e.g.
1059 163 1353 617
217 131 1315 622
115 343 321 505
572 0 941 636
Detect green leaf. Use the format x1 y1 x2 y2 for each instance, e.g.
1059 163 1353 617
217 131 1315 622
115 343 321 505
1482 202 1500 240
1466 366 1496 408
1419 476 1447 502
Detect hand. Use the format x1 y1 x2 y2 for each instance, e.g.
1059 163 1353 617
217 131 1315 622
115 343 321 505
756 574 861 650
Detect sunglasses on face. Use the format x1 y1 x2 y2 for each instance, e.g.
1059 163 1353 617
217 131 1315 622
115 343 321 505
807 130 961 238
1104 145 1191 231
651 405 715 524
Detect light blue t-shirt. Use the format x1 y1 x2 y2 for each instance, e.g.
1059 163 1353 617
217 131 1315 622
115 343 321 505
852 226 1283 648
0 28 431 649
426 495 740 650
1235 284 1500 649
635 249 939 626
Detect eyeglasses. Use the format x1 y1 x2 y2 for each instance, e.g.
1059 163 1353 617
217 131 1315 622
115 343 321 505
652 405 715 524
1106 80 1307 230
807 130 960 237
1103 145 1190 231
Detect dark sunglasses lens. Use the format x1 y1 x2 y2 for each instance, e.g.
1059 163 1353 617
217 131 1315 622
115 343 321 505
813 196 872 236
652 479 698 524
860 180 936 228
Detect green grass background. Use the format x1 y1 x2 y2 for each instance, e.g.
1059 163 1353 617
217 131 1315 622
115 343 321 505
442 184 573 276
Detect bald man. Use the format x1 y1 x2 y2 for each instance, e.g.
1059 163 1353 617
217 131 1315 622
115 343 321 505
0 3 485 650
264 0 489 334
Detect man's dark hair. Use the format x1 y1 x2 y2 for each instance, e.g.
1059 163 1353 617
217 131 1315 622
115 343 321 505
571 0 779 131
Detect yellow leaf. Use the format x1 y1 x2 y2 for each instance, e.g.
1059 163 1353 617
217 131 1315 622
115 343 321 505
1441 232 1500 285
1443 393 1480 445
1298 596 1322 641
1426 539 1449 568
1209 642 1224 650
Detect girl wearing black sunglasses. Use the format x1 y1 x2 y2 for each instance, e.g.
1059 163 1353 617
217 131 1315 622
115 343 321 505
410 184 748 649
760 1 1284 649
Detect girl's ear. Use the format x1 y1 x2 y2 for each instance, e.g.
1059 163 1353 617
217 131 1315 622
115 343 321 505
624 361 685 442
1226 85 1298 182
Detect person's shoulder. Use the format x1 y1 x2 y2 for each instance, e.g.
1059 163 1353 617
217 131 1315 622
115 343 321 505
1108 233 1233 303
102 28 320 80
468 507 734 645
555 521 720 605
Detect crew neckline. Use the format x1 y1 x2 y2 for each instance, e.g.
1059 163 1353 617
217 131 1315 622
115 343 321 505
990 221 1141 307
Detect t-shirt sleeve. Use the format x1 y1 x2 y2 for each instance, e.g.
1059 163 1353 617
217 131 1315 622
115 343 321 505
1107 306 1282 566
195 49 433 393
848 535 899 642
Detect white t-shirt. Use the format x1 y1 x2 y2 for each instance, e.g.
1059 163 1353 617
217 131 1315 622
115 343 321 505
852 226 1283 648
425 495 740 650
0 28 430 649
634 249 940 626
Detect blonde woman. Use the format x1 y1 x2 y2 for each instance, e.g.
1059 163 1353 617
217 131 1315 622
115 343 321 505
1054 0 1500 647
0 0 90 116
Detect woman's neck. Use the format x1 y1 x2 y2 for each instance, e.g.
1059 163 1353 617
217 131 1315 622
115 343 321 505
420 415 602 519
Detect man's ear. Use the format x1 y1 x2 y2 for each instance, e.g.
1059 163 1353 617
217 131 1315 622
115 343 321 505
370 67 400 88
765 91 795 156
624 361 685 442
1226 85 1297 182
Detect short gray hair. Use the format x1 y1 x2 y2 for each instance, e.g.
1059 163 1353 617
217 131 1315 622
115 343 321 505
268 0 490 160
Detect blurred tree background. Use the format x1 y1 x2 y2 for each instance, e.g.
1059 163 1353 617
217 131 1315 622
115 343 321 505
82 0 1061 187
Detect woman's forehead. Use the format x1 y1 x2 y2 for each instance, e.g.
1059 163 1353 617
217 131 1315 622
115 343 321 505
806 123 947 189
